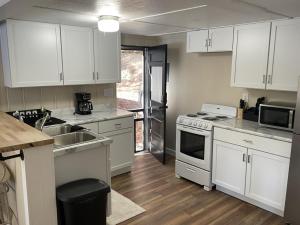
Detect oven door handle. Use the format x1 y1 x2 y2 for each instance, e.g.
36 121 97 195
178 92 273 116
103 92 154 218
177 126 211 137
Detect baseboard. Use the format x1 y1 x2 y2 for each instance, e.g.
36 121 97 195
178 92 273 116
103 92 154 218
166 147 175 156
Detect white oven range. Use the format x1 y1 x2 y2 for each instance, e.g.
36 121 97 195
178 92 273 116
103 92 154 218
175 104 236 191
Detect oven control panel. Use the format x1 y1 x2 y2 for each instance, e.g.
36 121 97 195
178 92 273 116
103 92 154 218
176 116 212 130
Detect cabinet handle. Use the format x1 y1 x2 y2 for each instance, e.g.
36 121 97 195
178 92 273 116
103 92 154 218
243 139 253 144
97 72 99 80
242 153 246 162
205 39 208 47
60 72 63 81
247 155 251 163
267 75 272 84
93 72 95 80
209 38 212 47
262 75 266 84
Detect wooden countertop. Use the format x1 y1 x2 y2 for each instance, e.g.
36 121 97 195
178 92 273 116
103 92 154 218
0 112 54 153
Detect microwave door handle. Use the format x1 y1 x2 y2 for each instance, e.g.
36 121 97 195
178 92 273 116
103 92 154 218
289 110 293 129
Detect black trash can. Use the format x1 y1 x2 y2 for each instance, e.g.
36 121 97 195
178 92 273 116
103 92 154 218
56 178 110 225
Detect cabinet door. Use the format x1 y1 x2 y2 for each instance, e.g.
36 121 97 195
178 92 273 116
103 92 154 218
104 129 134 173
231 22 271 89
61 25 95 85
186 30 209 53
267 19 300 91
245 149 290 211
94 30 121 83
212 140 247 195
2 20 63 87
208 27 234 52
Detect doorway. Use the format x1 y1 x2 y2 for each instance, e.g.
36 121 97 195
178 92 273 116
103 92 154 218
117 47 145 153
117 45 168 164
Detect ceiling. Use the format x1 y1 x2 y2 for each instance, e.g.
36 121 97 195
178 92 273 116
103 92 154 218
0 0 299 36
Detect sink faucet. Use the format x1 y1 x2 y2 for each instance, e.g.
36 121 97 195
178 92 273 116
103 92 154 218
35 112 51 131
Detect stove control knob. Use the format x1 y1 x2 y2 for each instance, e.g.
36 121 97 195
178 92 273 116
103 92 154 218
188 121 192 125
193 122 198 126
198 123 202 128
204 124 208 128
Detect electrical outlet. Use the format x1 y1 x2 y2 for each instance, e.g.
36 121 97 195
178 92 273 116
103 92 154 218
104 88 114 97
242 93 249 102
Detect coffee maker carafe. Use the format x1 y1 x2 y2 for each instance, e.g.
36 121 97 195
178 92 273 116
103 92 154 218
75 92 93 115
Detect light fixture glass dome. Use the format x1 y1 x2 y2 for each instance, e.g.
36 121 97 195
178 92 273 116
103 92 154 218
98 15 119 32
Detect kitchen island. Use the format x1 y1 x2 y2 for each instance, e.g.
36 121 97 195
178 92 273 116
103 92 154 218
0 112 57 225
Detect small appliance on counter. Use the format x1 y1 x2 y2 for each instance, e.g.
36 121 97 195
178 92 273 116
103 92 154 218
7 108 65 127
75 92 93 115
243 97 266 122
259 102 295 131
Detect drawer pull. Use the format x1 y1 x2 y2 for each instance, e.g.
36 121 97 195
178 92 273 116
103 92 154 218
243 139 253 144
115 123 122 129
186 168 196 173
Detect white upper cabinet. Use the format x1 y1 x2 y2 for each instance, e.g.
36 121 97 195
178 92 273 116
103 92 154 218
208 27 234 52
94 30 121 84
231 22 271 89
245 149 290 211
0 20 63 87
186 30 209 53
60 25 95 85
187 27 233 53
212 140 247 195
267 19 300 91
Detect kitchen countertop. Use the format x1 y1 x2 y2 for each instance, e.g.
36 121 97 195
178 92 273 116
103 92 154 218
52 108 134 125
0 112 54 153
213 118 293 143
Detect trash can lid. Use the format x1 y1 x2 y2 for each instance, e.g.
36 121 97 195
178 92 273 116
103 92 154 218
56 178 111 203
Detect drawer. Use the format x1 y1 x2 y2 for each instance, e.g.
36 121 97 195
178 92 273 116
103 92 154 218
80 122 99 133
214 127 291 158
99 117 134 133
175 160 211 187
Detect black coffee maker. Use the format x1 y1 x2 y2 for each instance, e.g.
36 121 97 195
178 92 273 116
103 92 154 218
75 92 93 115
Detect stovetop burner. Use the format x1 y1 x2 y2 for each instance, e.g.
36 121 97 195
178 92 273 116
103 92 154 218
197 112 208 116
216 115 229 119
186 114 198 117
202 117 219 121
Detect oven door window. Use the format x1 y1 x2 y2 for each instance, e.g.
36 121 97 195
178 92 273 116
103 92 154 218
180 131 205 160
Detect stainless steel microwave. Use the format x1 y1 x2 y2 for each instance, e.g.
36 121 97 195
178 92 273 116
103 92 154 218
259 103 296 131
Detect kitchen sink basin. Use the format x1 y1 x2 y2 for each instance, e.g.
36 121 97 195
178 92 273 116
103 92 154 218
43 124 83 136
53 131 97 147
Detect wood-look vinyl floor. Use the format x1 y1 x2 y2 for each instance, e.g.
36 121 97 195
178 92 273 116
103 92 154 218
112 153 284 225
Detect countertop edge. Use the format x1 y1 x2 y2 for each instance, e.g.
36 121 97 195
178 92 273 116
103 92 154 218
213 123 293 143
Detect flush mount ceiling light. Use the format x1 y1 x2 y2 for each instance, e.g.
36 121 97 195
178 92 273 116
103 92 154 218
98 15 119 32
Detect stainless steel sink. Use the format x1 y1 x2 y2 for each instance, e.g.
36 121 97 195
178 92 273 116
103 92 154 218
43 124 74 136
53 131 97 147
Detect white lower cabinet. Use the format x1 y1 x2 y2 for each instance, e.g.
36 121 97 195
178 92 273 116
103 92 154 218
212 140 247 195
213 127 291 215
86 116 134 177
245 149 290 211
102 128 134 177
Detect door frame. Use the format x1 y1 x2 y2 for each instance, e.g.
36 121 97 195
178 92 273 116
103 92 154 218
120 45 147 153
